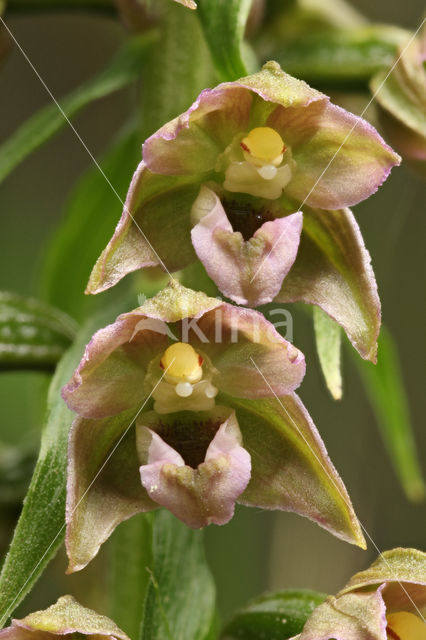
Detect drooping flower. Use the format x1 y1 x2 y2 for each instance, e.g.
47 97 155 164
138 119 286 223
0 596 129 640
87 61 399 361
371 27 426 176
62 281 365 572
294 547 426 640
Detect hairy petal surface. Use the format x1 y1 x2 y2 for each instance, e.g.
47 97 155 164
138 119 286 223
191 186 302 306
276 206 380 361
297 590 387 640
137 278 221 322
268 100 400 209
87 163 199 294
66 411 156 573
137 410 251 528
226 393 365 548
339 548 426 613
188 303 306 398
142 62 324 176
0 596 130 640
62 312 168 418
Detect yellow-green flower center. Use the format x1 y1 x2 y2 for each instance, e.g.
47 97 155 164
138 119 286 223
224 126 292 199
240 127 286 169
160 342 203 387
386 611 426 640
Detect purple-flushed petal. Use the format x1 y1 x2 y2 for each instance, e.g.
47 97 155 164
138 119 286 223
191 186 302 306
86 161 199 295
276 206 380 362
143 62 323 176
268 99 401 209
298 588 388 640
227 393 366 549
137 410 251 528
66 411 156 573
62 311 168 419
3 596 130 640
186 302 306 398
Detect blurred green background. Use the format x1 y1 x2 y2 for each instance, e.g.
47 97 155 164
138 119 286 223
0 0 424 624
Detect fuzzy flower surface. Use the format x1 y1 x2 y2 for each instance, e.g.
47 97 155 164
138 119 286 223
371 28 426 176
294 547 426 640
62 281 365 572
88 62 400 361
0 596 129 640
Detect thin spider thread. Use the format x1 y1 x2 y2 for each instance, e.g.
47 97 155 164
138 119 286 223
0 362 174 627
250 356 426 624
249 17 426 285
0 17 174 280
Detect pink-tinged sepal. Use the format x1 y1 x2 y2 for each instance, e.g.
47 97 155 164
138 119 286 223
191 186 302 306
90 61 399 295
228 393 366 549
86 162 199 295
277 206 381 361
295 548 426 640
137 409 251 528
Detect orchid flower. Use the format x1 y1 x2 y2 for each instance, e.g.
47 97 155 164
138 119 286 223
87 61 399 361
0 596 129 640
62 281 365 572
294 547 426 640
371 27 426 176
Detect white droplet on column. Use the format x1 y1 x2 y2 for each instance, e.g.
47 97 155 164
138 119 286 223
175 382 193 397
257 164 277 180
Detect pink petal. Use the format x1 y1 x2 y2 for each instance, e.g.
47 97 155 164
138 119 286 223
62 311 168 418
268 99 400 209
191 186 302 306
188 303 306 398
138 412 251 528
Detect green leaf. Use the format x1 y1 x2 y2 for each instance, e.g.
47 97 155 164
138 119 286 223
0 444 37 506
140 509 216 640
140 0 215 139
197 0 253 81
222 589 326 640
39 127 140 321
0 291 77 371
352 326 425 502
269 26 411 88
0 33 157 184
107 514 154 640
313 306 342 400
0 300 129 626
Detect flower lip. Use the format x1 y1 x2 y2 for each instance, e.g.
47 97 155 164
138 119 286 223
221 195 277 241
137 410 225 469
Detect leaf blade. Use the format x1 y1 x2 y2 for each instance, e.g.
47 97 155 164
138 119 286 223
222 589 326 640
313 306 342 400
140 509 216 640
353 326 425 502
0 33 156 184
0 291 77 371
197 0 252 81
39 127 140 320
0 301 129 625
